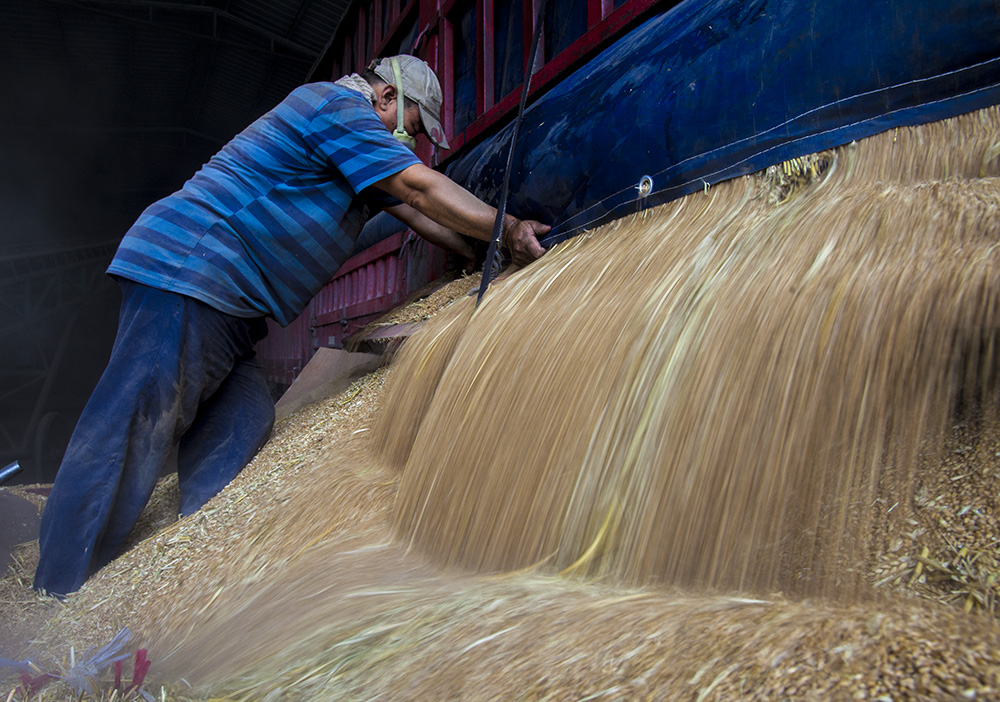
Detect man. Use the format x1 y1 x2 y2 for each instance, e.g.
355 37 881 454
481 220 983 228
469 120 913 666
34 55 549 597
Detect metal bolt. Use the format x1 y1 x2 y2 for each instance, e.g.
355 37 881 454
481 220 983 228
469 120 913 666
636 175 653 197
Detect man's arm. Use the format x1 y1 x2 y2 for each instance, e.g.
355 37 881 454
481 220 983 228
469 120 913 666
384 202 476 269
375 163 549 267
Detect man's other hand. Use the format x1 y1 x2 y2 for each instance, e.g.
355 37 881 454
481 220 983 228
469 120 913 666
376 164 550 268
504 219 550 267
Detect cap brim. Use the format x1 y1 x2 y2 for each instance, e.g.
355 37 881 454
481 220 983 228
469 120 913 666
418 105 450 149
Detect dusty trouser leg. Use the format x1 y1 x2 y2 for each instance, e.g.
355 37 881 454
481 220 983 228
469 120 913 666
176 357 274 516
34 280 265 598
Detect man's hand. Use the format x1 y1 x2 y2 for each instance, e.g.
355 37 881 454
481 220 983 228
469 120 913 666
385 202 477 267
377 164 550 268
502 217 549 267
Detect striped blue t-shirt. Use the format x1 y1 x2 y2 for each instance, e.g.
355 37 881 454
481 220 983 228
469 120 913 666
107 83 420 326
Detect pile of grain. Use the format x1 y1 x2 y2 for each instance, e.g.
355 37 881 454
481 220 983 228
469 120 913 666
381 107 1000 600
4 108 1000 701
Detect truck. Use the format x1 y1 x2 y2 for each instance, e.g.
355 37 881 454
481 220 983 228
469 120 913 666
256 0 1000 394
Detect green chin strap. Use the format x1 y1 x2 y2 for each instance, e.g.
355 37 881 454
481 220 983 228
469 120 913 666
390 57 417 151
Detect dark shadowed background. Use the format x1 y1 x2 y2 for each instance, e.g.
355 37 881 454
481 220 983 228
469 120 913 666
0 0 349 484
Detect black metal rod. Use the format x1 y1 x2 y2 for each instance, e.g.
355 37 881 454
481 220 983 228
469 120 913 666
475 0 550 307
0 461 22 486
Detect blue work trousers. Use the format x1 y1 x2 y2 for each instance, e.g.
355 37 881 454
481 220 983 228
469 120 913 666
34 279 275 597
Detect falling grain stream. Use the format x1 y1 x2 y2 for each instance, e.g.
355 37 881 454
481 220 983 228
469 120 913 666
104 108 1000 699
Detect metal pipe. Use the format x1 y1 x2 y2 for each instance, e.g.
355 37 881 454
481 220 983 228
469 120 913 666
0 461 22 485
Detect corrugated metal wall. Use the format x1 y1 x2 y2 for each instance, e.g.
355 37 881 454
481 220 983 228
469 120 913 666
257 230 447 392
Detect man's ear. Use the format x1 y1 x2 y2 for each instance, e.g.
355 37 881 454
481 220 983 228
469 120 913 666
377 83 397 109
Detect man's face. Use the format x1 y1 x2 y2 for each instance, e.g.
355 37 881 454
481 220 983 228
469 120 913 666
401 102 425 142
374 84 425 142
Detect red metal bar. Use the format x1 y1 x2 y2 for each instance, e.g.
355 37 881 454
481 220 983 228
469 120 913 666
342 33 353 74
356 7 366 67
588 0 607 27
441 12 457 142
482 0 496 112
324 0 670 150
530 0 545 72
451 0 667 151
524 0 537 77
441 0 463 21
420 28 442 164
379 0 420 56
476 0 486 116
373 0 383 47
